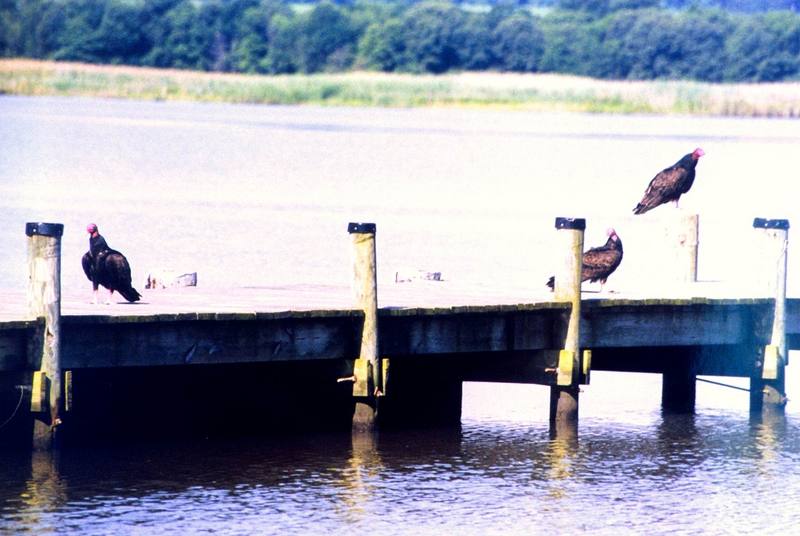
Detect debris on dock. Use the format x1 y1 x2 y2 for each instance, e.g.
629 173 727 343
145 270 198 289
394 269 443 283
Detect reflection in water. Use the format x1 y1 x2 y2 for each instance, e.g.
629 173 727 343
1 451 67 533
24 451 66 510
751 411 787 472
338 432 383 523
1 411 800 534
545 436 578 500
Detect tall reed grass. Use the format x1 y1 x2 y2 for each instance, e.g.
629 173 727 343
2 59 799 117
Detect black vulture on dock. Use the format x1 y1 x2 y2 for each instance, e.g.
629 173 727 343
633 148 705 215
547 228 623 292
82 223 141 304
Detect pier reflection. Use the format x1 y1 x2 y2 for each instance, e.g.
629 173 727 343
544 434 578 500
750 410 787 471
12 451 66 532
0 407 796 535
338 432 384 522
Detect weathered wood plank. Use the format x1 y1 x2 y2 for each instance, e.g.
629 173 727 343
580 302 772 348
0 328 31 371
60 315 364 369
380 308 565 355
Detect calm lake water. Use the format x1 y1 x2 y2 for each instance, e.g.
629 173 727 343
2 95 800 533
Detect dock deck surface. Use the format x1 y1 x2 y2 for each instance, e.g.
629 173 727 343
0 280 780 323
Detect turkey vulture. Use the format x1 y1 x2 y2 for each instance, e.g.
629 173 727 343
83 224 141 303
633 148 704 215
547 228 623 292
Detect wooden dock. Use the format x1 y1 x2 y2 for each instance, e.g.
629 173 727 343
0 217 793 449
4 286 793 363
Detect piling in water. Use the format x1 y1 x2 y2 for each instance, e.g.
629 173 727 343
348 222 381 431
26 222 64 450
751 218 789 412
549 217 584 437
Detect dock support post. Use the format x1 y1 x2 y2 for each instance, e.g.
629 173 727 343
26 222 64 450
677 213 699 284
751 218 789 413
549 217 585 438
661 350 697 414
348 222 381 431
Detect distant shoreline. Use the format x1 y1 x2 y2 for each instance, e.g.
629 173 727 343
2 59 799 118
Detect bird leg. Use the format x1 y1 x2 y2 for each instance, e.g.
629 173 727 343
91 289 99 305
105 289 114 305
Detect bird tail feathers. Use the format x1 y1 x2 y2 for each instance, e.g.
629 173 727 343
119 286 142 302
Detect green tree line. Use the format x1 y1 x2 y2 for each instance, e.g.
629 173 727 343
2 0 800 81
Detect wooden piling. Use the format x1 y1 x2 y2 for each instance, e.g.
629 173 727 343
25 222 64 450
675 213 699 284
549 217 584 436
661 350 697 414
648 212 699 284
751 218 789 413
348 222 380 431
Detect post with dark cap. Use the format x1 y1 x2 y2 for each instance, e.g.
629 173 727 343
26 222 64 450
751 218 790 413
348 222 381 431
550 217 585 438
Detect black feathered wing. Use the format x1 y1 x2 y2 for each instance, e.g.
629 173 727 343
546 237 623 289
103 250 142 302
88 249 142 302
633 165 691 215
82 251 94 282
581 244 623 284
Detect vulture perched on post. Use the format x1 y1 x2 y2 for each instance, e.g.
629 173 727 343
547 228 623 292
82 223 141 304
633 148 704 215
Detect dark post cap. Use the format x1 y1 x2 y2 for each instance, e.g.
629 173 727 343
554 217 586 231
753 218 790 230
348 222 376 234
25 222 64 238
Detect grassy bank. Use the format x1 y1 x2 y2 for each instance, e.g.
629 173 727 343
2 59 800 117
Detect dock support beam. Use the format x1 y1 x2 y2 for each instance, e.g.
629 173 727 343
751 218 789 413
26 222 64 450
549 217 585 438
348 222 381 431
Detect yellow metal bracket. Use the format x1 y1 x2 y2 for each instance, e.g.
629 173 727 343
344 358 389 398
380 358 390 396
557 350 575 386
65 370 73 412
581 349 592 385
762 344 781 380
31 371 48 413
352 358 372 397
